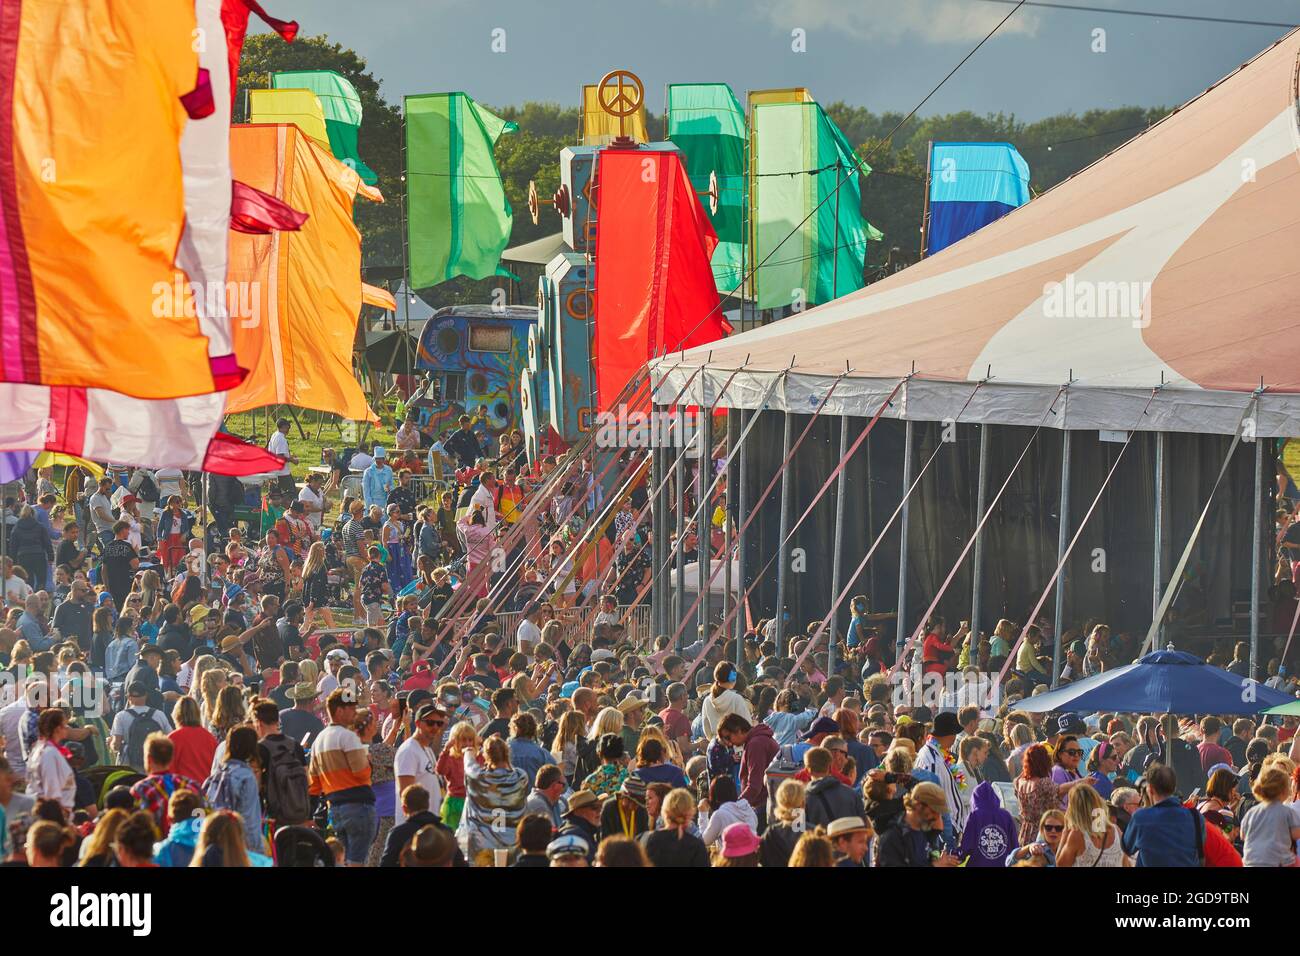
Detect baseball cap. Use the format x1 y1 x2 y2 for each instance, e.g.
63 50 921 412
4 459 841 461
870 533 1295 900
801 716 839 740
546 834 590 860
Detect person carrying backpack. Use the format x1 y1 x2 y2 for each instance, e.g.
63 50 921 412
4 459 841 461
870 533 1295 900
108 682 174 772
205 726 266 852
251 699 311 827
128 733 204 832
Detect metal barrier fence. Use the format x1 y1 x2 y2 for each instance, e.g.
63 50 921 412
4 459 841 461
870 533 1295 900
438 603 653 648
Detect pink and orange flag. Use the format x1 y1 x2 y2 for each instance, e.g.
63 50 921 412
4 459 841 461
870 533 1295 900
0 0 243 398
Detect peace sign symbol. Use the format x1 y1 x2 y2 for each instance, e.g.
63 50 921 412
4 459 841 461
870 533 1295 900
597 70 644 118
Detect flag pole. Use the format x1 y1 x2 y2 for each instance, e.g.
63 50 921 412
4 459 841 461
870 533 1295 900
920 140 933 260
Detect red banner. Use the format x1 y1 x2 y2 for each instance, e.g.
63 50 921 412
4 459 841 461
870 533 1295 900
593 149 730 412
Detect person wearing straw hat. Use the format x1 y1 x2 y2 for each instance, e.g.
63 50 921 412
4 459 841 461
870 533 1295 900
875 781 959 867
556 788 601 863
617 693 647 757
827 816 875 867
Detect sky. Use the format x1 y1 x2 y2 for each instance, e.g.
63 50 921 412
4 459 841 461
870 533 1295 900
254 0 1299 119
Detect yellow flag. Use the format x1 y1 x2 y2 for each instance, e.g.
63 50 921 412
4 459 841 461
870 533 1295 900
249 89 332 153
581 84 648 146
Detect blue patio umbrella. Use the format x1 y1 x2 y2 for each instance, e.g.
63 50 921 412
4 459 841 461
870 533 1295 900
1013 649 1295 716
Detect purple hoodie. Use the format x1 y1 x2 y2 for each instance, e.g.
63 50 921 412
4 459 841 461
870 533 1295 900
958 781 1018 866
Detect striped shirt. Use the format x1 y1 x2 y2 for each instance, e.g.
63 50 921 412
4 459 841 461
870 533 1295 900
308 723 374 805
341 517 368 561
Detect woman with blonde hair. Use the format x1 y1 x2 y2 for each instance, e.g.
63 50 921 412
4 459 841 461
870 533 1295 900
460 733 529 864
436 721 479 829
300 541 333 626
586 705 624 742
789 830 835 867
189 809 256 867
297 657 321 688
208 683 247 742
550 710 586 787
77 808 130 866
635 723 685 770
990 618 1015 661
197 666 228 729
1005 807 1067 866
189 654 220 702
760 779 807 867
1058 780 1128 867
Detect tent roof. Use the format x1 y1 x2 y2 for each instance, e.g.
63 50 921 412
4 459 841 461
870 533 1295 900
655 31 1300 436
503 232 567 265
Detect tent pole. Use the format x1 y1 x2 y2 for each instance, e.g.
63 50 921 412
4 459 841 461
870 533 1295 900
674 405 687 644
1250 434 1263 680
650 397 664 639
1052 430 1072 686
773 407 794 655
895 419 914 660
970 423 990 641
1153 432 1166 646
734 408 749 649
828 413 850 675
697 378 711 639
866 425 876 607
723 410 733 654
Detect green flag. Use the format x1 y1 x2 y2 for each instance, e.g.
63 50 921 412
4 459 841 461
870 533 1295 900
272 70 379 185
752 101 880 310
667 83 747 294
406 92 517 287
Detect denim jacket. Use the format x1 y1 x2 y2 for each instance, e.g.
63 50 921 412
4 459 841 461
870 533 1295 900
205 758 263 851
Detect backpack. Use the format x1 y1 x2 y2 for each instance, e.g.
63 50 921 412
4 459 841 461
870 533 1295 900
573 736 600 787
262 734 311 825
123 708 164 771
204 760 238 812
135 472 160 502
763 743 807 819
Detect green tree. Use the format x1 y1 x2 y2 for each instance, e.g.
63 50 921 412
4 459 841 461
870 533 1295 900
235 34 402 269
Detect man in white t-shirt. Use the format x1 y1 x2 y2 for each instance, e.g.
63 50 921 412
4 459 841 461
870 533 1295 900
88 476 116 547
393 703 447 823
268 418 299 495
470 471 497 531
516 602 542 654
297 472 327 532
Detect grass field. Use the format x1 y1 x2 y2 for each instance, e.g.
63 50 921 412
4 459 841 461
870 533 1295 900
221 407 399 523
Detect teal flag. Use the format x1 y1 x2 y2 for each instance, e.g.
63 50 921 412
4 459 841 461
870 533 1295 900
405 92 517 287
752 101 881 310
272 70 379 185
667 83 747 294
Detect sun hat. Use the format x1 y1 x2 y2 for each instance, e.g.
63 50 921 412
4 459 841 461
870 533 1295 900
719 823 761 859
826 816 872 840
285 682 320 702
563 790 600 816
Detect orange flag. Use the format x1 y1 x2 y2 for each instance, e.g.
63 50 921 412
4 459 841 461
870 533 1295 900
225 123 378 422
1 0 233 398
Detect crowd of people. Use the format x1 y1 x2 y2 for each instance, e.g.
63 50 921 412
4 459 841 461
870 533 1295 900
1 411 1299 870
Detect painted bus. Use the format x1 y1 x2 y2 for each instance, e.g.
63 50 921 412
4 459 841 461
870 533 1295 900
408 304 539 439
